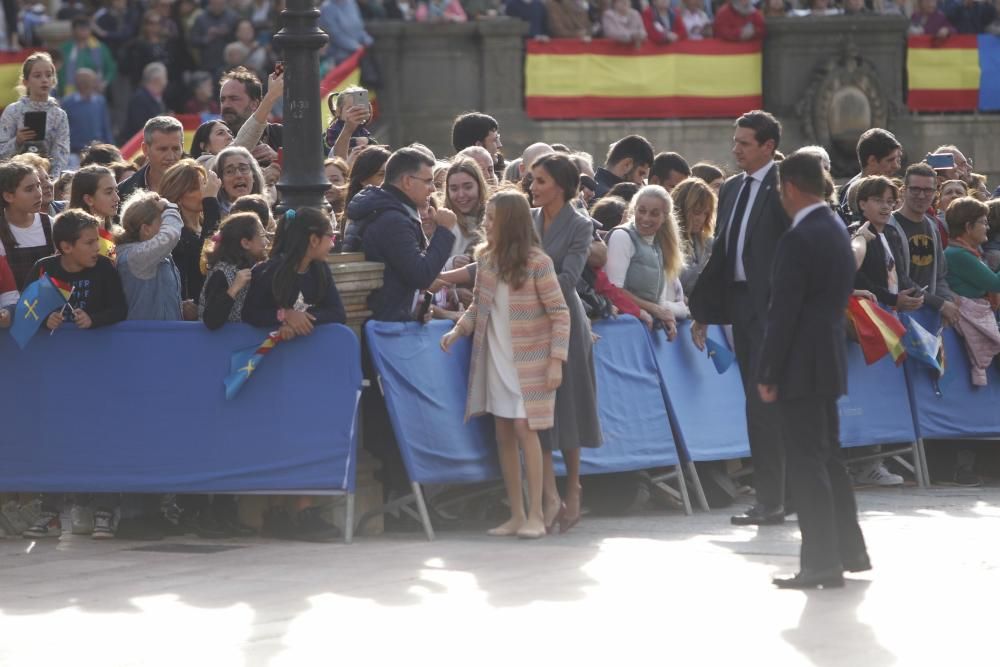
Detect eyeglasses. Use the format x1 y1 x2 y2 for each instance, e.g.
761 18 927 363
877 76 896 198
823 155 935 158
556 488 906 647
408 174 434 185
224 164 253 177
906 187 935 197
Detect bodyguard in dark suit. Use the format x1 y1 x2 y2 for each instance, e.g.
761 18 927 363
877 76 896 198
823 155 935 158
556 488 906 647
758 151 870 589
689 111 790 525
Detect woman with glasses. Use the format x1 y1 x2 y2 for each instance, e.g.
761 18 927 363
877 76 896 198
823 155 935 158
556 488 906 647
212 146 265 215
852 175 925 312
943 197 1000 386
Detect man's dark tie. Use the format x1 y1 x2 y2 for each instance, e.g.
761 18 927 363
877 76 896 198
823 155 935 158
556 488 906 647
726 175 754 282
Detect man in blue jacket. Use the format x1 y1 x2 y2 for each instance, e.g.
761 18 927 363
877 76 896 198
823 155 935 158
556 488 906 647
345 145 457 322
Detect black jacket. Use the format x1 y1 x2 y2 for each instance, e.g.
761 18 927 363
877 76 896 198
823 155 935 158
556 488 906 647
854 223 914 307
593 167 622 199
689 164 789 325
117 164 149 203
345 185 454 322
757 205 856 400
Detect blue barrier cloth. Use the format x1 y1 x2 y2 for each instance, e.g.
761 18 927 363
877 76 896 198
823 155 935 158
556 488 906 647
907 324 1000 439
649 320 750 463
837 341 917 448
366 317 681 484
571 317 680 473
0 322 361 493
364 320 501 485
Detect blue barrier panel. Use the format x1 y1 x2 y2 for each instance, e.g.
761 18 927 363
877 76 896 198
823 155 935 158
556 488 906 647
838 341 917 448
564 317 680 474
648 320 750 463
0 322 361 493
364 320 500 485
906 322 1000 439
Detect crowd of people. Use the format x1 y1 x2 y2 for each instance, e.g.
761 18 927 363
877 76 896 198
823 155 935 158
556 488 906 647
0 0 993 177
0 38 999 553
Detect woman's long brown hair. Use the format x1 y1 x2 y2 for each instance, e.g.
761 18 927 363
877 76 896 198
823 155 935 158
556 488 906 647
476 190 540 290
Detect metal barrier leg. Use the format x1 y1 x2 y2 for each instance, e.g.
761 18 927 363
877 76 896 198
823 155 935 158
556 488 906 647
916 438 930 488
344 493 355 544
686 461 710 512
675 464 692 516
411 482 435 541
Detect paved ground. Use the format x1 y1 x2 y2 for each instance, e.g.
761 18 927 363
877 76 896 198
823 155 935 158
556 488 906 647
0 484 997 666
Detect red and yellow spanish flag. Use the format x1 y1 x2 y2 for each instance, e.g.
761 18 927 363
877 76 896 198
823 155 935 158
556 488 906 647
907 35 980 112
43 272 74 304
0 50 32 110
525 39 762 119
98 227 116 263
121 114 203 164
846 296 907 366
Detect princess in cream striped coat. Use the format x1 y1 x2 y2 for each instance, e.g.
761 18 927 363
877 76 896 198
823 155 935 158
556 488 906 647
441 190 570 539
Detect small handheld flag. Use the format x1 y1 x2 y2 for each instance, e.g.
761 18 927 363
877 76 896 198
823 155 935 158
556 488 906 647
98 227 116 263
846 297 907 365
224 332 283 399
899 313 942 374
706 336 735 374
9 275 67 349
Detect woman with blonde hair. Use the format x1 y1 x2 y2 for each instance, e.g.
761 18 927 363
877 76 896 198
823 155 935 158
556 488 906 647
441 190 570 539
605 184 688 334
443 157 490 257
671 177 717 295
158 158 222 305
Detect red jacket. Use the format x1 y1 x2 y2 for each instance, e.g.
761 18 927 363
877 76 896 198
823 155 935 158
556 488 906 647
712 3 765 41
641 5 687 44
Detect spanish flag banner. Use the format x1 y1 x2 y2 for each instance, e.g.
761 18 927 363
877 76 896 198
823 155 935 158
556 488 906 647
907 35 1000 112
0 50 32 111
846 296 907 366
121 114 204 164
525 39 762 120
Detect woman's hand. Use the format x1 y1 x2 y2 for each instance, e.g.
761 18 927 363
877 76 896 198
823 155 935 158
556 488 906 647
278 323 297 341
202 170 222 199
181 299 199 321
638 308 654 329
440 328 462 352
15 127 36 145
342 104 369 131
546 358 563 390
284 309 316 336
228 269 252 297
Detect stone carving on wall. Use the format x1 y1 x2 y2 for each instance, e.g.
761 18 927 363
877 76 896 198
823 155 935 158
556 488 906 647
796 41 893 177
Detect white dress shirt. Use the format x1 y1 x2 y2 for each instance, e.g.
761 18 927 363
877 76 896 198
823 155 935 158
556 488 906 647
727 160 774 282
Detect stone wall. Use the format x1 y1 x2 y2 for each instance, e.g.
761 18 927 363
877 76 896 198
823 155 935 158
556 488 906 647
367 18 1000 187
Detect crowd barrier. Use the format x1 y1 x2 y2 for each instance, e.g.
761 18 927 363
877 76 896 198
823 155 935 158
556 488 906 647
0 322 363 540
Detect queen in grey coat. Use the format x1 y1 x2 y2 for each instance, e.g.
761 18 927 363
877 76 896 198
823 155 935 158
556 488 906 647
528 153 603 534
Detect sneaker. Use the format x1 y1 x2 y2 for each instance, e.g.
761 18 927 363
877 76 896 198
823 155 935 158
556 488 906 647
92 510 115 540
70 504 94 535
852 462 904 486
953 465 982 487
115 517 164 541
22 511 62 538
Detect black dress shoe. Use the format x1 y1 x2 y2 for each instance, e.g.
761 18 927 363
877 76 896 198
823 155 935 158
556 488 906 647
773 568 845 589
842 553 872 573
731 505 785 526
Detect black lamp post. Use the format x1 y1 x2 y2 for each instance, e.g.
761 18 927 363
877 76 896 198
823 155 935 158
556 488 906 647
272 0 329 212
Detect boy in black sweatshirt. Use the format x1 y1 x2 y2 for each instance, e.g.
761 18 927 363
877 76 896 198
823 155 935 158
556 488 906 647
25 210 127 332
20 209 127 540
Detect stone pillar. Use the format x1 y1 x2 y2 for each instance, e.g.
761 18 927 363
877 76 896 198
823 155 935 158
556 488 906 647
272 0 330 211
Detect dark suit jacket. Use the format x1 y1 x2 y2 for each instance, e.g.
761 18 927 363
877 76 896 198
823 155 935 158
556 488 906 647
757 205 856 400
689 163 790 325
854 223 914 308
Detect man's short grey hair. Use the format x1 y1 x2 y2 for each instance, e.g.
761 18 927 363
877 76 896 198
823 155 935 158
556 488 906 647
141 62 168 85
142 115 184 145
798 145 832 172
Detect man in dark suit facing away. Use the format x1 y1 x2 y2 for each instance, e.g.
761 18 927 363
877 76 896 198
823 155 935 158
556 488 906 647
758 151 871 589
689 110 790 526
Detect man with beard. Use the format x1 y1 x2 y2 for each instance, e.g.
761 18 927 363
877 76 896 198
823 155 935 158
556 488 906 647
218 66 282 166
593 135 655 199
451 112 505 180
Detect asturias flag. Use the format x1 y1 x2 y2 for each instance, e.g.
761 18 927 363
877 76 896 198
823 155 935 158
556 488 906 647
9 274 68 349
224 332 283 400
899 312 942 374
